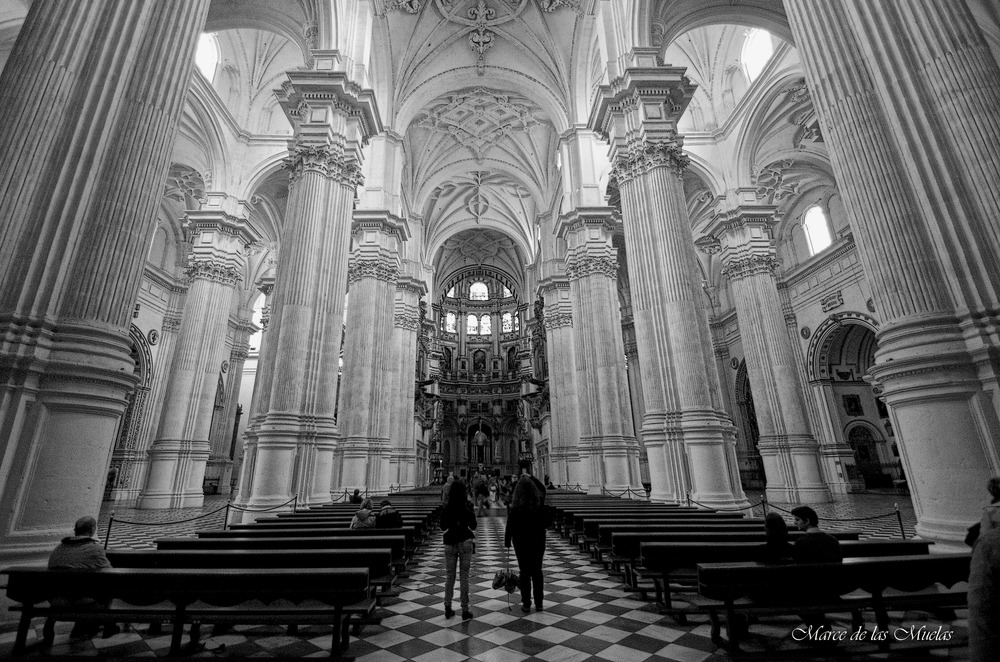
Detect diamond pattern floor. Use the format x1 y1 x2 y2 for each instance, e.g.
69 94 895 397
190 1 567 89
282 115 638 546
1 495 968 660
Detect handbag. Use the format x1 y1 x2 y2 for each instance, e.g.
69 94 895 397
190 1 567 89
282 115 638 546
492 547 519 595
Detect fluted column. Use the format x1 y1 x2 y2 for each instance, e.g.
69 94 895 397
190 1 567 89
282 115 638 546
785 0 1000 539
706 204 829 503
591 64 748 507
0 0 209 561
139 196 257 508
242 52 381 510
623 317 650 486
557 209 644 494
334 212 405 496
388 277 425 489
207 321 253 495
538 279 583 487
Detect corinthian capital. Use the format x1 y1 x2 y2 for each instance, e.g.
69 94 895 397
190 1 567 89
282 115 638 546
283 144 364 189
721 254 779 281
612 139 689 184
347 255 400 284
565 254 619 281
185 257 243 286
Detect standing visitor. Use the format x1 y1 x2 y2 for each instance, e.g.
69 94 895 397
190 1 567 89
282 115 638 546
441 479 477 620
505 475 548 612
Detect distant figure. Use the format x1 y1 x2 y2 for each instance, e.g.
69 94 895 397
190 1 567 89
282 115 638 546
506 475 548 612
375 499 403 528
544 474 554 489
969 527 1000 661
47 516 119 640
488 476 499 509
441 473 455 505
500 476 513 510
979 477 1000 538
518 459 547 501
473 473 489 516
790 505 842 563
349 489 363 505
350 498 377 529
757 512 794 564
441 479 477 620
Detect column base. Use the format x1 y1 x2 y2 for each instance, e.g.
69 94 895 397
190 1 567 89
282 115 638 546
137 439 210 510
758 434 831 504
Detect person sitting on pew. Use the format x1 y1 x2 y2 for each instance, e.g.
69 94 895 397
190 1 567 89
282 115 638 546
46 516 120 640
351 498 377 529
375 499 403 528
790 505 842 563
757 512 795 564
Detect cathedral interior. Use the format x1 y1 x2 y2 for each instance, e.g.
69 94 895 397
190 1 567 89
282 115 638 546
1 0 1000 572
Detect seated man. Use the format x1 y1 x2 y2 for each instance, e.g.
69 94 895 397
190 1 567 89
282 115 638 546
375 499 403 528
46 516 120 640
790 505 843 563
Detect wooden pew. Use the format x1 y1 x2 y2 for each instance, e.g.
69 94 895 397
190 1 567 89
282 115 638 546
156 535 408 571
696 554 970 659
639 539 934 617
583 519 761 557
3 567 371 658
200 526 420 554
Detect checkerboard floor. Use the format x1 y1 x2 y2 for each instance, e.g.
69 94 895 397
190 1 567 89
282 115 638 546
1 496 969 660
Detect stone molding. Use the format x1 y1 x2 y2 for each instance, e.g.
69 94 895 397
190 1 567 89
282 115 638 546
283 144 364 189
612 139 688 184
565 254 618 281
721 254 779 281
347 256 399 284
185 258 242 286
161 312 183 333
259 305 271 331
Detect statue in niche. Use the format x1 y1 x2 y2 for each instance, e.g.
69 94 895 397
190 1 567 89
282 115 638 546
473 349 487 373
442 347 453 371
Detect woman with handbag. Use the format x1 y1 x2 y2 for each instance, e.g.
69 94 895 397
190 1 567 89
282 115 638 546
505 475 548 612
441 479 477 620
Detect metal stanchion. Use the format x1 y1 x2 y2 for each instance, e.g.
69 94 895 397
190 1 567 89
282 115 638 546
223 501 231 530
895 503 906 539
104 513 115 549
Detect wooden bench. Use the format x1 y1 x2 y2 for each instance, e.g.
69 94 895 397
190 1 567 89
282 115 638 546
610 530 862 590
696 554 970 659
2 566 371 658
584 520 762 558
639 539 934 617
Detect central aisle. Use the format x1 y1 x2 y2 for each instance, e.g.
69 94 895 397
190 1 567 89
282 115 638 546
349 511 713 662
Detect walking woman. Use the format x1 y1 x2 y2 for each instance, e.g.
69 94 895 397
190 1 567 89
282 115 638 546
441 479 477 620
505 475 548 612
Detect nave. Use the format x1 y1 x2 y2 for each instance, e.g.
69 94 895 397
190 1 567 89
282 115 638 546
0 494 965 661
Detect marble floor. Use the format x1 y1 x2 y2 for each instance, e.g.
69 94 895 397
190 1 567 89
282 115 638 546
0 492 968 660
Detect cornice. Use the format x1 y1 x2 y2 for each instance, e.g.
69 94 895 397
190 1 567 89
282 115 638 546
779 235 857 287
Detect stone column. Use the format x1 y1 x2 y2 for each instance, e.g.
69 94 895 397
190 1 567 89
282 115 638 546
538 279 583 487
388 277 425 489
0 0 209 560
207 321 253 495
623 316 650 486
334 212 404 496
706 203 829 503
785 0 1000 539
557 209 644 494
777 282 854 495
241 52 381 509
139 196 257 508
591 63 748 507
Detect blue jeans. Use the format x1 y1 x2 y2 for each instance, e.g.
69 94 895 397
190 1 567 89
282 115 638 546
444 539 474 610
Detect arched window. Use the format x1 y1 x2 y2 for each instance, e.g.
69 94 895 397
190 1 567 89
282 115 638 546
469 281 488 300
467 314 479 335
514 314 520 332
502 312 513 333
741 29 774 82
502 286 512 298
447 286 455 298
803 205 833 256
480 314 492 336
445 312 457 333
195 33 220 83
147 225 168 269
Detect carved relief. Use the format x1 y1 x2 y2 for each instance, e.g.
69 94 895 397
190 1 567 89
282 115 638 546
612 139 689 184
752 159 800 202
283 144 364 189
347 257 400 284
720 255 779 281
542 312 572 329
565 254 618 280
186 258 242 286
820 290 844 312
389 0 422 13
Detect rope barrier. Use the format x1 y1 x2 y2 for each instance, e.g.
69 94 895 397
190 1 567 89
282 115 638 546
687 497 767 512
767 502 900 522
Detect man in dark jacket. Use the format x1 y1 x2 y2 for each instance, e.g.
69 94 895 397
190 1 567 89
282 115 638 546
375 500 403 528
790 505 842 562
47 516 120 640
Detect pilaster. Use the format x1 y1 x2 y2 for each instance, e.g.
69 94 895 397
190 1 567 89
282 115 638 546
388 275 426 490
139 194 258 508
705 200 830 503
590 67 748 508
557 208 644 494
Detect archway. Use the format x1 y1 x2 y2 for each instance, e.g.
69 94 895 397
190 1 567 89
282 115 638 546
104 325 153 502
734 360 765 490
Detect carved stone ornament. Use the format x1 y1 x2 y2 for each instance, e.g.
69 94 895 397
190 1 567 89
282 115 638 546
720 254 779 281
221 360 230 374
731 357 740 369
694 235 721 255
347 258 400 284
283 143 364 189
186 258 243 286
394 313 421 331
565 254 618 281
612 140 689 185
820 290 844 312
389 0 422 12
542 311 572 330
753 159 800 202
800 326 811 339
147 329 160 345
